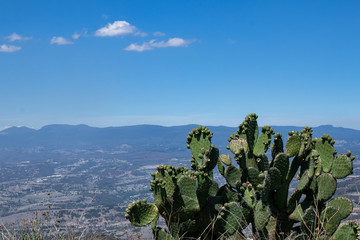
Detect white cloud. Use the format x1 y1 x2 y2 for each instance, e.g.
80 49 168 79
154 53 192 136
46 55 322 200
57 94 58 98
50 36 73 45
124 38 192 52
0 44 21 52
5 33 31 42
95 20 145 37
151 38 190 48
124 42 153 52
72 32 81 40
71 29 88 40
153 31 165 37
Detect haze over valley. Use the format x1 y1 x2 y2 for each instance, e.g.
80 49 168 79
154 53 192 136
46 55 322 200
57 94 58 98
0 124 359 237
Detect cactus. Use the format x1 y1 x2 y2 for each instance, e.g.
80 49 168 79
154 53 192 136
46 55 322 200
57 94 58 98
125 114 358 239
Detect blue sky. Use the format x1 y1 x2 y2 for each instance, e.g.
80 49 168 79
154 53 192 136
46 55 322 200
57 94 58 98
1 1 360 129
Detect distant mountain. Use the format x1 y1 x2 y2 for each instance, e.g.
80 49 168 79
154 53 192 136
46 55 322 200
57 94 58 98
0 124 359 154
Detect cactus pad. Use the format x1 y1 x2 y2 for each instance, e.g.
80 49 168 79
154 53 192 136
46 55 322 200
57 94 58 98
320 206 342 235
268 167 282 190
217 159 225 176
300 207 317 236
224 165 242 189
243 186 256 208
217 202 248 235
289 198 312 222
153 165 177 201
271 133 284 160
332 221 360 240
228 138 248 154
286 133 301 157
254 201 270 230
326 197 353 219
287 189 303 214
153 227 175 240
253 125 274 156
332 154 353 179
273 153 289 182
296 170 311 191
238 113 259 151
315 135 335 173
186 126 212 170
220 154 232 166
177 175 200 214
125 201 159 227
317 173 337 202
247 167 261 186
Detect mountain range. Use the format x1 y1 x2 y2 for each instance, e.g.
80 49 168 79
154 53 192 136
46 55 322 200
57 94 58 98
0 124 359 155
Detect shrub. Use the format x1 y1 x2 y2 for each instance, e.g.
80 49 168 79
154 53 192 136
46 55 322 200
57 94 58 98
125 114 359 239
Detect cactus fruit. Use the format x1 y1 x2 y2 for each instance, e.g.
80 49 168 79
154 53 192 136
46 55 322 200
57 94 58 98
125 114 357 240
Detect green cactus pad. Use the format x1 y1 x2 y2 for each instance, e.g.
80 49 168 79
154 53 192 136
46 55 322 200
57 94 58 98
151 179 167 207
218 185 241 202
187 126 212 170
220 154 232 166
289 198 312 222
168 221 180 238
307 177 317 194
261 174 272 205
307 152 315 177
228 138 248 154
217 159 225 176
286 134 301 157
218 202 249 235
238 113 259 152
224 165 242 189
320 206 342 235
271 133 284 160
317 173 337 202
253 125 274 156
296 170 311 191
268 167 282 190
325 197 353 219
332 154 353 179
243 187 256 208
153 227 175 240
125 201 159 227
254 201 270 230
248 167 261 186
332 221 359 240
266 216 277 240
300 207 317 236
177 175 200 213
154 166 176 200
196 173 213 195
208 180 219 197
315 136 335 173
256 153 270 172
286 155 301 183
206 147 220 171
273 153 289 182
287 189 303 214
315 155 322 176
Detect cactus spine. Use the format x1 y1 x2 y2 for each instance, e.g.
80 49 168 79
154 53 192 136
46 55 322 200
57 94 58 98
125 114 359 239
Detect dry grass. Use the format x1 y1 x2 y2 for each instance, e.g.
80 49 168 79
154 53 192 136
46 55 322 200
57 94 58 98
0 209 142 240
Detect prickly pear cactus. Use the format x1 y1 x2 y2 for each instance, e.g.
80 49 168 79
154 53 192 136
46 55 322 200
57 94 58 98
125 114 358 240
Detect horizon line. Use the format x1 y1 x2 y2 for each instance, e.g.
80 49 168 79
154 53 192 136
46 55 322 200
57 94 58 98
1 123 359 131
